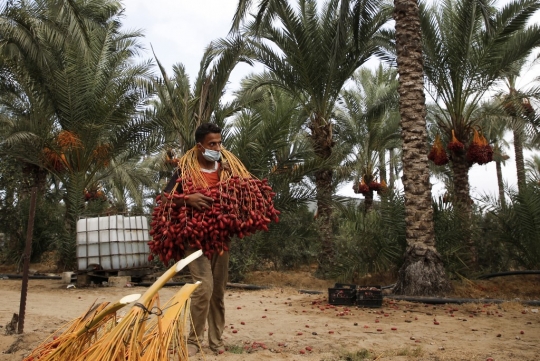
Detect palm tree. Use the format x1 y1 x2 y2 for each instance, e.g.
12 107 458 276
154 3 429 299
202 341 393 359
232 0 450 291
336 65 401 211
421 0 540 269
478 105 511 208
392 0 451 295
421 0 540 215
499 60 538 194
52 23 153 268
231 0 393 272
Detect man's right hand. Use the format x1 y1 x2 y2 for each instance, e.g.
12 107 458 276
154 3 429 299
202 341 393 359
184 193 214 211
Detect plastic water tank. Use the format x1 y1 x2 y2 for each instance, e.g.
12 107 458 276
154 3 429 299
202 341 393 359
76 215 150 271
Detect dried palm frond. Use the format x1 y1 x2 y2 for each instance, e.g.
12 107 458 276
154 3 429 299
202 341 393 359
73 250 202 361
23 293 141 361
25 251 202 361
140 282 200 360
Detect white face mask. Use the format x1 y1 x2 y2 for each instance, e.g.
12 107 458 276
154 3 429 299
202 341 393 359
200 146 221 162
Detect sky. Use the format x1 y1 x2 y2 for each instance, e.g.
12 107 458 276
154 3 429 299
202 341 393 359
121 0 540 201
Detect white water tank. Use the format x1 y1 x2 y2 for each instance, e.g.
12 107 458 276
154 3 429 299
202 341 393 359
76 215 151 271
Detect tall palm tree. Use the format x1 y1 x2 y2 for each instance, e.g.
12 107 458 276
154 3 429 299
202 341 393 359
478 104 511 208
421 0 540 215
232 0 393 272
392 0 451 295
499 60 538 194
421 0 540 268
336 65 401 211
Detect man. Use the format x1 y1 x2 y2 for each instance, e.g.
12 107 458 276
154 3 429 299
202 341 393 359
164 123 229 356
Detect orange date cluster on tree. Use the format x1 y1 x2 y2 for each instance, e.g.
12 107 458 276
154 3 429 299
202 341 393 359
149 176 280 264
428 129 493 167
428 134 449 166
42 147 68 172
368 180 386 192
84 189 106 201
352 178 387 196
447 129 465 152
466 129 493 165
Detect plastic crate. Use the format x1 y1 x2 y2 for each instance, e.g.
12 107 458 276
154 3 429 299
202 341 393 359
328 283 357 306
356 285 382 308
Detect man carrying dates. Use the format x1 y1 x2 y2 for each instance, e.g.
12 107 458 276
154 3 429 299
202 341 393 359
152 123 279 356
163 123 229 356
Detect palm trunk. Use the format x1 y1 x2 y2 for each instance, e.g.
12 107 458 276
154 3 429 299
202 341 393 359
364 190 374 211
450 153 472 211
379 150 387 184
496 159 506 209
378 150 388 205
450 152 476 268
392 0 451 296
60 172 86 269
513 126 526 193
21 164 48 200
389 148 395 188
309 119 335 276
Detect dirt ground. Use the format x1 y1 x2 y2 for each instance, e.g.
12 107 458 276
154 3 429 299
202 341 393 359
0 270 539 361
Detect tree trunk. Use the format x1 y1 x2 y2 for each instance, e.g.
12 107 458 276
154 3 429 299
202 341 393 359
364 190 374 211
379 150 387 184
60 172 86 269
513 126 526 193
20 164 48 199
392 0 451 296
450 152 472 211
495 159 506 209
389 148 395 188
309 119 335 276
379 151 389 205
450 152 476 268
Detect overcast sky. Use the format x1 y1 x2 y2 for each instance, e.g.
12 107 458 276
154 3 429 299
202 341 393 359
121 0 540 200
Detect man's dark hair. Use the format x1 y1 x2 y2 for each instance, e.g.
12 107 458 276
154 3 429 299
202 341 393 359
195 123 222 143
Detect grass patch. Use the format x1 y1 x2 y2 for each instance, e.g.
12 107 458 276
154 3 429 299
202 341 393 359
226 344 244 354
321 349 373 361
396 346 424 357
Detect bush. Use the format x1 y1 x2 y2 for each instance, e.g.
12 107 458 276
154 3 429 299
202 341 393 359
0 195 64 267
431 197 474 276
228 205 319 282
484 184 540 270
330 192 406 283
0 160 64 267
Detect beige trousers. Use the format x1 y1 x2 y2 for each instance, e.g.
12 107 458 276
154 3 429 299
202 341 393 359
185 246 229 351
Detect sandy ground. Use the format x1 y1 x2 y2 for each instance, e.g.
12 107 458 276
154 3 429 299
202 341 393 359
1 277 539 361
